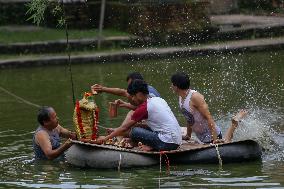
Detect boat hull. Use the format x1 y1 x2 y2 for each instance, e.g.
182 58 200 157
66 140 262 168
168 140 262 164
66 143 158 168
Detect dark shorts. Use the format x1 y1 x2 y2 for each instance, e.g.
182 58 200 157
218 132 223 139
204 132 223 144
129 127 179 151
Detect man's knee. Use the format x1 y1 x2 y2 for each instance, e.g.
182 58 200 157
130 127 142 137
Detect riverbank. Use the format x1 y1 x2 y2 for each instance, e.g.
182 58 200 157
1 36 284 68
1 14 284 55
1 14 284 68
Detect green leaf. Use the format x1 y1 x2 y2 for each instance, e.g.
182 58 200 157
26 0 49 25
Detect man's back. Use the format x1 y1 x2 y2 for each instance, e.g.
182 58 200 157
147 97 182 145
148 85 161 97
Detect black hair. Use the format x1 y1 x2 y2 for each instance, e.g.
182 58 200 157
127 79 149 95
126 72 144 82
171 72 190 90
37 106 53 126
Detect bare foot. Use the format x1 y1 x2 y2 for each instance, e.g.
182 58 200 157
124 142 134 149
138 143 153 151
232 109 248 123
120 138 134 148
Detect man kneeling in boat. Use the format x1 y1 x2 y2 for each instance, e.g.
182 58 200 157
33 106 77 160
97 79 182 151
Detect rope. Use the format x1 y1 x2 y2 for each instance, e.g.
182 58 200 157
61 1 76 106
66 25 76 106
159 151 171 174
159 152 162 173
213 143 223 167
0 86 40 108
118 153 122 172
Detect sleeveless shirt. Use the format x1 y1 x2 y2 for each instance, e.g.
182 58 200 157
179 90 221 143
33 126 61 160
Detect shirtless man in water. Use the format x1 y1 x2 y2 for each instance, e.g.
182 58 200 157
171 72 247 144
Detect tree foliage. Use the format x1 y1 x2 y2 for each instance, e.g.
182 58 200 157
26 0 65 27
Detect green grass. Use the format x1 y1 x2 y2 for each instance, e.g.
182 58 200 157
0 48 126 60
0 27 131 44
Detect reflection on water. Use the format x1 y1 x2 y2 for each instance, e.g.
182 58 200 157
1 161 283 188
0 50 283 188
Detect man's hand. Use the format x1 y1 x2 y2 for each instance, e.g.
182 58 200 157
96 136 107 144
182 135 198 144
114 99 136 110
106 128 114 135
91 84 104 94
69 132 77 140
64 138 73 148
114 99 128 108
182 135 190 141
213 139 225 144
114 99 124 105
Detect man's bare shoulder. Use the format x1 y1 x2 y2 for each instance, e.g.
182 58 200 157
191 91 204 101
191 91 207 107
36 130 49 137
35 130 50 144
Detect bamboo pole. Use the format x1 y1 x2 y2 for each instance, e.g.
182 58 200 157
98 0 106 49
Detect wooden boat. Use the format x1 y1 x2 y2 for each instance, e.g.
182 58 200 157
66 139 262 168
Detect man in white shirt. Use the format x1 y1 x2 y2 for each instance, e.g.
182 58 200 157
97 79 182 151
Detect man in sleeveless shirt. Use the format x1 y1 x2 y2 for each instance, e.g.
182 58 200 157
97 79 182 151
171 72 248 144
33 106 77 160
171 72 222 143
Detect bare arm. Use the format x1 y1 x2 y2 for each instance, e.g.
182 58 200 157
184 123 193 140
98 119 137 143
115 99 137 110
191 92 218 141
91 84 129 97
35 131 72 160
57 125 77 140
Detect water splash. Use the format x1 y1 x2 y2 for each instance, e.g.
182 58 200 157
217 107 284 162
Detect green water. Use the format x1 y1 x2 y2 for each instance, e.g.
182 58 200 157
0 50 283 188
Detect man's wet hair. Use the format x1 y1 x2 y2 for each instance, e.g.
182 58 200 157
126 72 144 82
37 106 53 126
171 72 190 90
127 79 149 95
